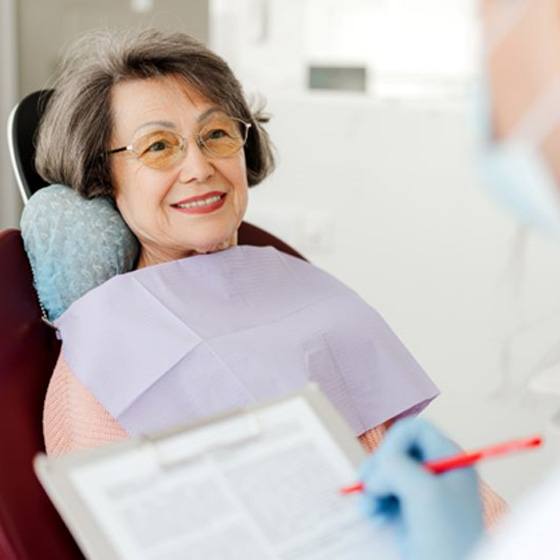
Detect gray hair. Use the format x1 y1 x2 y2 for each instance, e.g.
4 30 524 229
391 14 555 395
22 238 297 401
35 28 275 198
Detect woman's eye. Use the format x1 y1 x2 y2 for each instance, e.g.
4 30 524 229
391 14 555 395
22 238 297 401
147 140 169 152
206 128 229 140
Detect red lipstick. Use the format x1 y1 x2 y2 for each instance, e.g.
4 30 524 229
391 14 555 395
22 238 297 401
172 191 226 215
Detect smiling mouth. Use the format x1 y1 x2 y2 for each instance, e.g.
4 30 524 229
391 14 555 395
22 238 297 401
171 192 227 214
172 192 226 209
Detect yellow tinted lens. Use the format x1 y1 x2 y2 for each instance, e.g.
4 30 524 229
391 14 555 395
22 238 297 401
132 130 183 169
199 114 245 157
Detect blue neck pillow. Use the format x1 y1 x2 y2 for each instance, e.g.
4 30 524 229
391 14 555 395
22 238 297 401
20 184 139 321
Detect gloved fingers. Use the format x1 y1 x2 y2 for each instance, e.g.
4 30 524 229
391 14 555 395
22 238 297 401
361 452 433 498
376 417 461 463
358 450 397 520
357 492 396 521
359 454 432 527
357 419 485 560
358 419 443 500
361 459 480 527
357 419 421 482
358 418 471 522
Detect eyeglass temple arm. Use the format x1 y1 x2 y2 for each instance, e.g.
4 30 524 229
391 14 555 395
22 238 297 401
107 146 129 155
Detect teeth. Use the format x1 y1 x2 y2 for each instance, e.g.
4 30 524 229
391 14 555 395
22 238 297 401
176 195 222 209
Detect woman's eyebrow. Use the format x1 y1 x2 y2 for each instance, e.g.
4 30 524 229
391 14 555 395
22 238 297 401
197 107 225 122
132 108 223 134
134 120 177 133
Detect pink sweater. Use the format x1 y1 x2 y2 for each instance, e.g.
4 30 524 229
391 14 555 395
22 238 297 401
44 352 507 527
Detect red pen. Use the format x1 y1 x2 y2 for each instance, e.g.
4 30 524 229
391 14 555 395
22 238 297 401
340 434 543 495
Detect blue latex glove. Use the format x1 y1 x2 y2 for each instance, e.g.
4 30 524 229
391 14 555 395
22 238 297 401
359 418 484 560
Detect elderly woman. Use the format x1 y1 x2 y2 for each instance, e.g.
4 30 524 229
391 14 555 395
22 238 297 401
29 28 504 522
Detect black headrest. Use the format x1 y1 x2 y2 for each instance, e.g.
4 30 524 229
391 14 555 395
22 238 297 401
9 89 53 202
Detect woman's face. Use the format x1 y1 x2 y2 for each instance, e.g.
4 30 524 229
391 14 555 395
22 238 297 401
110 75 249 267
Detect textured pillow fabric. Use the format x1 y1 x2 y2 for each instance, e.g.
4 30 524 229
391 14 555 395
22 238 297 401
20 184 139 321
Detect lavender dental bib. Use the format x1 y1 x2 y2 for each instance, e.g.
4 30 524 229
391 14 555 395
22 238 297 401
55 246 438 436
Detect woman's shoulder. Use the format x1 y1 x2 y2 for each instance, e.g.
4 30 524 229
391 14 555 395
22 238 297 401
43 352 128 456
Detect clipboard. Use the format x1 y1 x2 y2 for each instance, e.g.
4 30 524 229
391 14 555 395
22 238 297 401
35 384 399 560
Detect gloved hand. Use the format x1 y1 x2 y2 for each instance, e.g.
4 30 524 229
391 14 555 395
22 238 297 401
359 418 484 560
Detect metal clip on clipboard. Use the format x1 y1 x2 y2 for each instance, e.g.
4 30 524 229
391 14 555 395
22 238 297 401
142 411 263 470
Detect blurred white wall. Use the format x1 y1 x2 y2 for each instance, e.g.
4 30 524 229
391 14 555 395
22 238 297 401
211 0 478 99
245 92 560 505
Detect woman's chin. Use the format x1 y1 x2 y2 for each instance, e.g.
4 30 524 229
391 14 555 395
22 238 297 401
136 234 237 268
188 235 237 256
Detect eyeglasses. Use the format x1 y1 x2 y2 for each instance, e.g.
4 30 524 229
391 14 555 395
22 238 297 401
107 112 251 170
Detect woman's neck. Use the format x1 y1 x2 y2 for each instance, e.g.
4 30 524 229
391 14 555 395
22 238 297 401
135 234 238 269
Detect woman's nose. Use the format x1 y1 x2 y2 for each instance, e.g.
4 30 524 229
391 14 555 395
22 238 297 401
177 141 215 184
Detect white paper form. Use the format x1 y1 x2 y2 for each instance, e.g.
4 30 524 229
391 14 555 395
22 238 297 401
38 394 399 560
